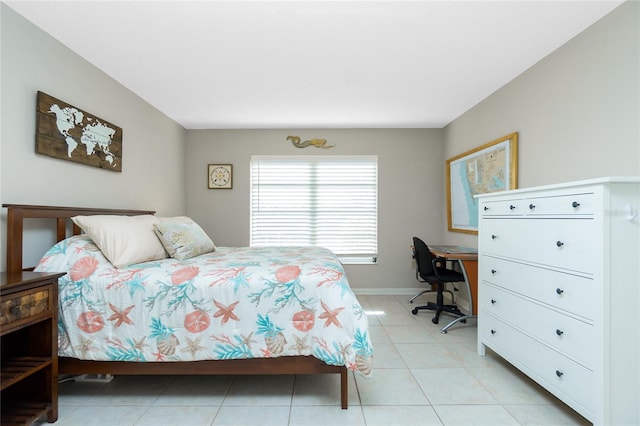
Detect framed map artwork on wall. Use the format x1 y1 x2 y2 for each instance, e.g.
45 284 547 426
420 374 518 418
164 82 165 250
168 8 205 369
446 132 518 234
36 91 123 172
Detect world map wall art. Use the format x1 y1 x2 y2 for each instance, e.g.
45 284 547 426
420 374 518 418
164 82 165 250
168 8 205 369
36 91 123 172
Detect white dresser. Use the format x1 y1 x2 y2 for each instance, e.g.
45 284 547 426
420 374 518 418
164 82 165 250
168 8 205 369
477 177 639 425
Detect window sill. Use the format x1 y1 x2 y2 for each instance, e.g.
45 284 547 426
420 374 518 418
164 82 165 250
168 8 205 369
339 256 377 265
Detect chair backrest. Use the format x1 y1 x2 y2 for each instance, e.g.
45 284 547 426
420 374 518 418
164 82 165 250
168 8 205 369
413 236 436 279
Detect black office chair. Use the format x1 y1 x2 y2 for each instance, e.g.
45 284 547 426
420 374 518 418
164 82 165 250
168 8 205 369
410 236 466 325
409 249 455 305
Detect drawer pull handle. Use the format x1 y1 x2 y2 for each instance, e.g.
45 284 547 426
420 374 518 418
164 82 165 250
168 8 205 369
491 299 496 304
491 234 497 240
484 206 489 211
572 201 580 208
556 241 564 247
529 203 535 210
491 269 497 274
556 288 564 295
490 329 496 335
509 204 516 210
556 370 564 378
556 329 564 336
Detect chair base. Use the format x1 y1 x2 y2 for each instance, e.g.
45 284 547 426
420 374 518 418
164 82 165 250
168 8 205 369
439 314 477 334
411 302 464 325
408 289 432 303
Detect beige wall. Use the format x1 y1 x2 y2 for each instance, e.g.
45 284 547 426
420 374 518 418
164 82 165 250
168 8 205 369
1 2 637 292
184 3 640 292
185 129 444 291
0 5 187 268
443 0 639 249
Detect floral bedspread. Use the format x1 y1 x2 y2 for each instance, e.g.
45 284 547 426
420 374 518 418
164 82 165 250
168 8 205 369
35 236 373 376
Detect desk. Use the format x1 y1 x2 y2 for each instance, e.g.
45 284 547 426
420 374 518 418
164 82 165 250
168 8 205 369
428 245 478 333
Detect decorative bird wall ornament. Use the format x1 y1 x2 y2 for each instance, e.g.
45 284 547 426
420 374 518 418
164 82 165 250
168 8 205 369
287 135 335 149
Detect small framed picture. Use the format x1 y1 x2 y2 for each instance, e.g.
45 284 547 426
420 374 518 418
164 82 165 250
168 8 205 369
208 164 233 189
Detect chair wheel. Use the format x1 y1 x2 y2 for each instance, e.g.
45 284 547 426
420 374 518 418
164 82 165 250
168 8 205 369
432 317 439 324
461 319 467 324
411 308 418 315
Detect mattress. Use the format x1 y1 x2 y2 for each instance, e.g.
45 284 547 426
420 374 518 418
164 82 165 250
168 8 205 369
35 235 373 376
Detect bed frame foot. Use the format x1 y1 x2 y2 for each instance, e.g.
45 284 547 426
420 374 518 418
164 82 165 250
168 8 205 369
341 366 348 409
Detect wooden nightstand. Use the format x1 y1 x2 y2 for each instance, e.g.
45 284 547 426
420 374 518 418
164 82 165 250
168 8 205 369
1 271 64 425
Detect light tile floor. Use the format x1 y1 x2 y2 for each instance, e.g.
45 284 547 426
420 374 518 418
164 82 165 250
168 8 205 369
37 294 591 425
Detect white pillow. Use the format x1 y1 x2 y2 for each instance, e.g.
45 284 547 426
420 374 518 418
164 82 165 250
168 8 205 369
71 214 168 268
154 217 216 260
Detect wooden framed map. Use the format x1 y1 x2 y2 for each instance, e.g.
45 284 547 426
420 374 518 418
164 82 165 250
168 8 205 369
446 132 518 234
36 91 123 172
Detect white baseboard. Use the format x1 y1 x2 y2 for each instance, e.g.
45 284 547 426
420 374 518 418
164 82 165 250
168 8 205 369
352 287 424 296
353 287 471 312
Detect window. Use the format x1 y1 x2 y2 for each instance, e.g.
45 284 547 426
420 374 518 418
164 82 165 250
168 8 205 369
250 155 378 264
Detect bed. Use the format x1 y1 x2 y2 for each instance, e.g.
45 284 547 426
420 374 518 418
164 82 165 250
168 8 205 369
3 204 373 409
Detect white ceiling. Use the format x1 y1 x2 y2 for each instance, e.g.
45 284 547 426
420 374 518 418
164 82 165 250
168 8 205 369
6 0 623 129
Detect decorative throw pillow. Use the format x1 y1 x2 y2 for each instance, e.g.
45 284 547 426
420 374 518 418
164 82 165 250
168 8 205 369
71 214 168 268
153 217 216 260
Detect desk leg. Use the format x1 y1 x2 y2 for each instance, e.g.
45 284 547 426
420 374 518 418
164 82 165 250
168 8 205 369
440 259 478 334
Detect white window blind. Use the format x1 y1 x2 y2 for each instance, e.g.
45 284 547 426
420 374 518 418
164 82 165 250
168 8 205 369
250 155 378 264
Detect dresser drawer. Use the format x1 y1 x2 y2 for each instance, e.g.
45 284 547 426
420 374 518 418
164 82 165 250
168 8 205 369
480 312 593 412
480 283 594 367
480 218 596 274
480 198 525 217
479 192 595 217
525 192 595 216
480 255 595 320
0 287 51 329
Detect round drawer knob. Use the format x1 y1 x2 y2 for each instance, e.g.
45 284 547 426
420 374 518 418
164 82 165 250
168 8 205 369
556 329 564 336
529 203 536 210
484 206 489 211
556 241 564 247
491 269 497 274
491 234 497 240
556 370 564 378
556 288 564 295
490 329 496 335
491 299 496 304
509 204 516 210
572 201 580 208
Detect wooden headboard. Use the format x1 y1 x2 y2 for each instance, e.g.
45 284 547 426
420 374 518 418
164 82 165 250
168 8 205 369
3 204 155 273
